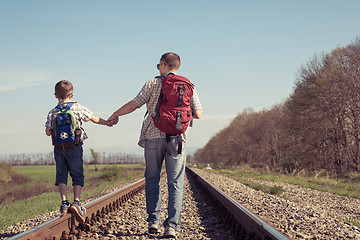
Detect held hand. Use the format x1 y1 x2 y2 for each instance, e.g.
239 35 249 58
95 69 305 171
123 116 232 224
105 120 114 127
107 114 119 126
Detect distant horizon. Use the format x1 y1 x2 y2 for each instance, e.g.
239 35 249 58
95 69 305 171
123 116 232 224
0 145 202 159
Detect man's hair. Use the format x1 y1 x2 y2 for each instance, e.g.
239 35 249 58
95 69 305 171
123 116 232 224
160 52 181 70
55 80 73 99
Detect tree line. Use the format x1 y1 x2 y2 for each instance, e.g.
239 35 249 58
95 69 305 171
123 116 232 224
194 38 360 175
0 150 144 166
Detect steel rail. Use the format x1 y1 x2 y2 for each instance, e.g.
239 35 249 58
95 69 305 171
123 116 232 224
8 177 147 240
186 167 290 240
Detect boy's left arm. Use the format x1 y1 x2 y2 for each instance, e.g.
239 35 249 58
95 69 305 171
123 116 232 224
91 116 113 126
45 111 54 136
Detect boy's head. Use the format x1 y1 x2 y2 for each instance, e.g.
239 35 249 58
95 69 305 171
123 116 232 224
159 52 181 74
55 80 73 100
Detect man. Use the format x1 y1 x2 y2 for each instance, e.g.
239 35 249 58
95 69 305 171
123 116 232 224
108 52 202 238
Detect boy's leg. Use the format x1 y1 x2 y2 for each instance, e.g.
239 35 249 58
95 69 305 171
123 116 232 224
163 136 186 231
144 138 166 226
58 183 68 201
58 183 71 215
67 144 84 189
54 148 70 215
73 185 82 201
54 147 69 188
65 144 86 224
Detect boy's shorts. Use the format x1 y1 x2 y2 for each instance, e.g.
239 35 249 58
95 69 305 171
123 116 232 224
54 144 84 187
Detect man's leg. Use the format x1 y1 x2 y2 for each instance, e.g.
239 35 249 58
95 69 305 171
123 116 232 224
164 136 186 231
144 138 166 225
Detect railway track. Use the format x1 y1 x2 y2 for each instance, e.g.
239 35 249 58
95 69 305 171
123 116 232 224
186 168 289 240
8 167 289 240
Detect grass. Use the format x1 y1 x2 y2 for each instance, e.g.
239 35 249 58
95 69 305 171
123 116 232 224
0 164 145 230
237 178 284 196
200 165 360 227
209 166 360 200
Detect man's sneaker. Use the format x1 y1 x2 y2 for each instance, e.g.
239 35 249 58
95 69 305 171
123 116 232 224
148 222 161 234
60 202 70 216
163 226 176 238
69 201 86 224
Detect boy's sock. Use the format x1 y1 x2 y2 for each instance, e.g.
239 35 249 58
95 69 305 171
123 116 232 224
62 200 70 205
73 200 80 205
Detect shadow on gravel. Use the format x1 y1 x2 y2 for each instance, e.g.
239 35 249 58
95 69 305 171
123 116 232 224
0 232 17 239
185 171 236 240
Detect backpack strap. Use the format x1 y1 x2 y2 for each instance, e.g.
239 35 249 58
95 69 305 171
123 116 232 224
177 135 182 154
55 104 62 111
177 84 184 107
155 91 163 123
176 111 182 130
154 75 166 123
55 102 74 111
65 102 74 110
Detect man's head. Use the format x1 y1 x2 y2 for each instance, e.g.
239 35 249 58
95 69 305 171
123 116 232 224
158 52 181 75
55 80 73 100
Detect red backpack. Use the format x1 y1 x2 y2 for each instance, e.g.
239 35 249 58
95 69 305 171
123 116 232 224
153 74 194 136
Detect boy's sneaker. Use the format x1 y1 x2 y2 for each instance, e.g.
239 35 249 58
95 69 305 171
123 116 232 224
60 202 70 216
69 201 86 225
163 226 176 238
148 222 161 234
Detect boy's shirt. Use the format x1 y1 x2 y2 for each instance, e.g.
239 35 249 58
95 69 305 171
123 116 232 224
132 75 202 148
45 100 93 142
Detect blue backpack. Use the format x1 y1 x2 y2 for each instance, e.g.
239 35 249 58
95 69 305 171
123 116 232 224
51 102 79 149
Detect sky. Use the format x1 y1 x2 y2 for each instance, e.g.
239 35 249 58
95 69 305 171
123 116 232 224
1 0 359 156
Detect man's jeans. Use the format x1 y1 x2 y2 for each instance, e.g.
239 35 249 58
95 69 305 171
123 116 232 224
144 137 186 230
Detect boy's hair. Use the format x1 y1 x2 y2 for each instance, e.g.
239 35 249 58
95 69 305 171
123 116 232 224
160 52 181 70
55 80 73 99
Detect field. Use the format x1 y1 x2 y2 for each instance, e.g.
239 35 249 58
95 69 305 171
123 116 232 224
208 165 360 200
0 164 145 230
3 163 360 231
203 165 360 228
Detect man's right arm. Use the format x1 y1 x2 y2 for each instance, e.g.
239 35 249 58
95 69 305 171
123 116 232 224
108 79 154 125
108 100 139 124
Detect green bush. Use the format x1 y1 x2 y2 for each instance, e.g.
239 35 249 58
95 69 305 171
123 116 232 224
280 157 295 172
269 186 283 195
344 172 360 182
0 162 13 183
100 167 122 182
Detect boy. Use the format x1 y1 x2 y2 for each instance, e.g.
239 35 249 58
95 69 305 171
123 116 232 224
45 80 112 224
108 52 202 237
